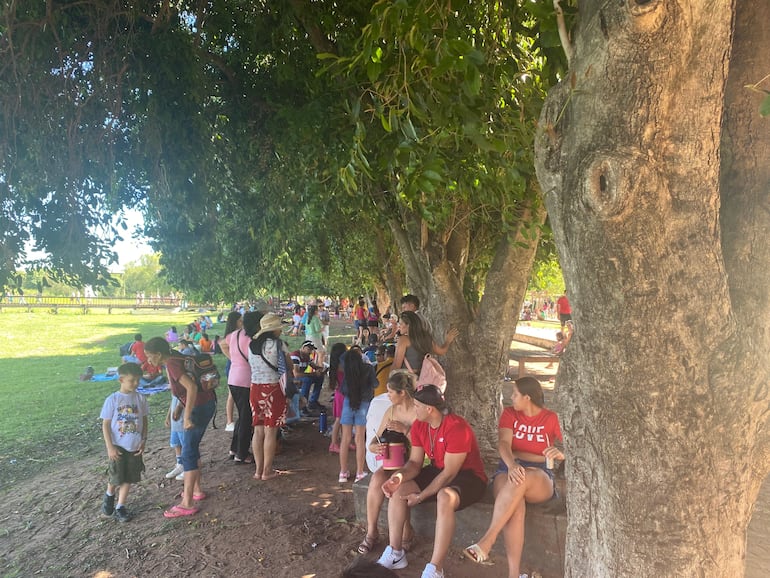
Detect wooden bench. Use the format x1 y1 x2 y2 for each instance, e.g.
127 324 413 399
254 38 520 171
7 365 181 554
508 348 559 378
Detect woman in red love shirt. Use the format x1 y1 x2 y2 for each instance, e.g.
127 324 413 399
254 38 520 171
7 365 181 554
464 376 565 577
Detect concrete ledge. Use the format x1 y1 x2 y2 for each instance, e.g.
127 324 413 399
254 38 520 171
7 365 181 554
513 332 558 350
353 470 566 578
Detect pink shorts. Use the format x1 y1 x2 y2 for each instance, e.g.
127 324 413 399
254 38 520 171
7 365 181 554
250 383 286 428
333 390 345 419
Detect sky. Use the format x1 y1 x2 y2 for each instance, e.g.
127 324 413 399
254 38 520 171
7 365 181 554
22 207 154 273
109 208 153 272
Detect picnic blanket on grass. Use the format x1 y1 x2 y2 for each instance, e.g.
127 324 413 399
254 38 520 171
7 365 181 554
89 373 169 395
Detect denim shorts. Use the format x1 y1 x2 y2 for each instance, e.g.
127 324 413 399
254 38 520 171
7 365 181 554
340 398 370 426
169 430 183 448
493 459 556 499
180 398 216 471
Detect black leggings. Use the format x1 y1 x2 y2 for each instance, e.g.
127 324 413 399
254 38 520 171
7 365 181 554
229 385 253 459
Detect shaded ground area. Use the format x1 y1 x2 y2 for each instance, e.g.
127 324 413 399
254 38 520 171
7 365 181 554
0 414 505 578
2 322 768 577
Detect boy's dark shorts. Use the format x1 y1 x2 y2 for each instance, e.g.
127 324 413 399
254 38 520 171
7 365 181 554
107 446 145 485
413 465 487 511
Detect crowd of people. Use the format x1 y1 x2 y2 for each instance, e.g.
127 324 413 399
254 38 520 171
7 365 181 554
99 293 565 578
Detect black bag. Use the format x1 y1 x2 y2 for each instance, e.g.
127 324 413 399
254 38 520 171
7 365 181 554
183 354 221 391
119 341 134 357
284 377 299 398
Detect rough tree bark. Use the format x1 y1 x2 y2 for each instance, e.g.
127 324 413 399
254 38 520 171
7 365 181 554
535 1 770 576
389 199 546 452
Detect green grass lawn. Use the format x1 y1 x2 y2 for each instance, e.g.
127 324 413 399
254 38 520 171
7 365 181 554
0 309 215 490
0 309 358 491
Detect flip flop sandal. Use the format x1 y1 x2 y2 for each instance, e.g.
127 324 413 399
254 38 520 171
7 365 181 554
463 543 494 566
193 492 207 501
163 505 199 519
357 534 378 555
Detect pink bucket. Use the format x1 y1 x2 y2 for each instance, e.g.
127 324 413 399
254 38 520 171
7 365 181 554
382 442 406 470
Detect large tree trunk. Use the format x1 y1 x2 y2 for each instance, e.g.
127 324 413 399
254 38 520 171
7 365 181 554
390 198 546 453
535 1 770 576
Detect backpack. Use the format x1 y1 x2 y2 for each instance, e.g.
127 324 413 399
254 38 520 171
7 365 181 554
183 353 221 392
119 341 134 357
405 354 447 393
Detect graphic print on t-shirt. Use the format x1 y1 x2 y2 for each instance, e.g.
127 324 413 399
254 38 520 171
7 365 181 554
512 420 548 444
116 402 141 437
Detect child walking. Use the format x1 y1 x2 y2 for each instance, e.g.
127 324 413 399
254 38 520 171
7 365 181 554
165 395 184 480
100 362 148 522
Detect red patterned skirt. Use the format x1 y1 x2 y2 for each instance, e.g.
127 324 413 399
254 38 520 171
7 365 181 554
250 382 287 427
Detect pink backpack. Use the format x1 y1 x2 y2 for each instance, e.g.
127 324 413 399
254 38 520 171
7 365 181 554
405 354 447 393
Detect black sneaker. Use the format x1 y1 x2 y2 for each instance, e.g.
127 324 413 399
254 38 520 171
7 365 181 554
114 506 131 523
101 493 115 517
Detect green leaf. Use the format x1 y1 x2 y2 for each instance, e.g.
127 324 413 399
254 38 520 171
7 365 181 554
380 113 392 133
367 60 382 83
761 94 770 117
401 116 418 141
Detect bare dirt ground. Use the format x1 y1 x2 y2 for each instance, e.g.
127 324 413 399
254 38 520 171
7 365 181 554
2 342 768 578
0 414 506 578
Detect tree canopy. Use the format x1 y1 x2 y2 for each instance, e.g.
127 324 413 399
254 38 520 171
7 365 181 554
0 0 571 303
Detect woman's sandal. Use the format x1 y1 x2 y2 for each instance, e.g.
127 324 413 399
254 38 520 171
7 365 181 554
163 505 199 519
357 534 378 555
463 543 494 566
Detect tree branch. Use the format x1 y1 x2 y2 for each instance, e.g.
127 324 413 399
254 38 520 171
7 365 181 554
288 0 336 55
554 0 573 67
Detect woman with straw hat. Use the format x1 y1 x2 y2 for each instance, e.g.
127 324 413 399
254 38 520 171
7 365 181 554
248 312 291 481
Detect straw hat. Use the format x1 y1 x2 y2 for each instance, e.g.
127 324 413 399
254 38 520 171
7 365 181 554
254 313 283 339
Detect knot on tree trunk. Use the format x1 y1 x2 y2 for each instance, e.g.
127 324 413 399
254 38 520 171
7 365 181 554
627 0 667 34
581 149 658 219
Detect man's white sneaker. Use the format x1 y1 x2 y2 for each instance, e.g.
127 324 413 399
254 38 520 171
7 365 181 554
421 563 445 578
165 463 184 479
225 422 235 432
376 546 408 570
175 471 184 481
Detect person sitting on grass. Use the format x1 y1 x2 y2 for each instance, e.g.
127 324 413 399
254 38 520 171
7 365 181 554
198 332 212 353
121 333 146 365
463 376 564 577
376 385 487 578
145 337 217 518
179 340 197 356
165 326 178 345
99 362 148 523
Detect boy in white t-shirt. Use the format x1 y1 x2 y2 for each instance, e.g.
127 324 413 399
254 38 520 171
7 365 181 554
99 362 148 522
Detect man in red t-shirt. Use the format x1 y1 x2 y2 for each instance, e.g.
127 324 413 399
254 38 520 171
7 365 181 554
376 385 487 578
556 292 572 330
